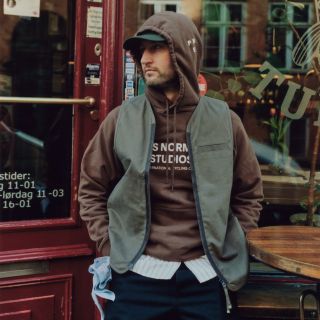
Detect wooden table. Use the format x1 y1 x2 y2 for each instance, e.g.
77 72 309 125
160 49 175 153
247 226 320 320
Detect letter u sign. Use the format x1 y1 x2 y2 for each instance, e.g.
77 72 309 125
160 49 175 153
250 61 319 127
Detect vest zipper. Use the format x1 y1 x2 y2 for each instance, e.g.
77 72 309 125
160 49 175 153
221 281 232 313
128 123 156 269
186 132 232 314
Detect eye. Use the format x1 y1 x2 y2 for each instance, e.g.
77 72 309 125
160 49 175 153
150 43 165 52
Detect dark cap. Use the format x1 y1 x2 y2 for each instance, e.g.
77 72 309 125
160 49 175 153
123 32 166 50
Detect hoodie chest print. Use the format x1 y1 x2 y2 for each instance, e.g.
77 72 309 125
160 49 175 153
150 142 190 171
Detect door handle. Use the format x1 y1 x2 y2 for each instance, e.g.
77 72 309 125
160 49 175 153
0 96 95 107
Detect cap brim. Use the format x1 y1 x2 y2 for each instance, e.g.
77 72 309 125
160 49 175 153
123 33 166 50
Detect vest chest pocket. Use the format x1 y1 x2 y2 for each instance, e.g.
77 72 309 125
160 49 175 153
195 142 233 183
197 142 231 158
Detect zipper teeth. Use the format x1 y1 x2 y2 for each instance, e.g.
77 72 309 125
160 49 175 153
129 124 155 267
187 132 232 313
222 282 232 313
186 132 227 284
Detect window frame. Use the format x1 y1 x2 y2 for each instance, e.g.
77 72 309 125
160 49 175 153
202 1 247 71
267 2 314 72
138 0 182 25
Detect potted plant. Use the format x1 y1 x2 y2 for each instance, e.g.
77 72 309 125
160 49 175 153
262 108 292 175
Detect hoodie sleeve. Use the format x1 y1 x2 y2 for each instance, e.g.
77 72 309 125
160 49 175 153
230 111 264 232
78 107 123 256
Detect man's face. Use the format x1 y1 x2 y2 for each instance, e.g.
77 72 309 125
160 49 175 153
139 40 178 89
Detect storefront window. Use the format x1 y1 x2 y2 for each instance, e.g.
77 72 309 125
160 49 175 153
0 1 73 221
139 0 179 21
267 2 313 70
203 2 245 69
124 0 320 226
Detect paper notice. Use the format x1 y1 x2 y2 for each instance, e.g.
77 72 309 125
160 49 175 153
3 0 40 18
85 63 101 85
86 6 103 39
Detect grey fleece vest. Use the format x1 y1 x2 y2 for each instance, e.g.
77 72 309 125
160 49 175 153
107 95 248 291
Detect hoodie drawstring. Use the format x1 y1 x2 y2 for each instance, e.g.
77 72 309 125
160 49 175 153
164 99 177 192
171 106 177 191
165 100 170 184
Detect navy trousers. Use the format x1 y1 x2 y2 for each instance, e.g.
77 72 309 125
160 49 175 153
105 264 228 320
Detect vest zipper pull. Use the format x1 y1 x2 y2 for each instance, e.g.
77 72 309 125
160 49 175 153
221 281 232 314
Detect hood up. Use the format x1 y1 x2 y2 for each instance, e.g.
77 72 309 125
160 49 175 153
134 12 203 112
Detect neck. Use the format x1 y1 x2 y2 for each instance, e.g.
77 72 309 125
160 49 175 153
164 88 179 103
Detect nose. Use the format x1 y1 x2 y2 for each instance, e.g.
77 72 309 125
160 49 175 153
140 49 152 65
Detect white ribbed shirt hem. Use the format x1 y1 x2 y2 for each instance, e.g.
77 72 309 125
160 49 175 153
131 254 217 283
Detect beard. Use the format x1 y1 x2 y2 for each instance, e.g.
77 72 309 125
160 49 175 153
142 69 179 90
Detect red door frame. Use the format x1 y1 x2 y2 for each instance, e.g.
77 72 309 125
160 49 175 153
73 0 124 157
100 0 124 119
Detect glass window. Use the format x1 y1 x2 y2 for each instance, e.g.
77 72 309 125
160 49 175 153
124 0 320 227
205 3 222 22
227 4 242 22
139 1 179 25
226 26 241 66
293 5 310 23
270 3 287 23
266 27 287 68
267 2 313 71
202 1 246 70
204 27 220 68
0 1 73 221
165 5 177 12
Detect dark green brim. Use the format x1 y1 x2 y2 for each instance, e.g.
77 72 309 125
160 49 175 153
123 33 166 50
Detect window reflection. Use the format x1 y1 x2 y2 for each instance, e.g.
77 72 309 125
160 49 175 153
267 2 313 70
203 2 245 69
124 0 320 225
0 2 73 221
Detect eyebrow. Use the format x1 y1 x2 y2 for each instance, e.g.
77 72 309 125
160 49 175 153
140 42 167 50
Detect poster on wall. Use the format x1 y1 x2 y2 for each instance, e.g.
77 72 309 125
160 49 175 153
3 0 40 18
86 6 103 39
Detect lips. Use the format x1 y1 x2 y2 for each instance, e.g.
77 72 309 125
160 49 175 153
144 68 157 73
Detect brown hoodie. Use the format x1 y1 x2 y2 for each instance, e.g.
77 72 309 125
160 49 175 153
78 12 263 259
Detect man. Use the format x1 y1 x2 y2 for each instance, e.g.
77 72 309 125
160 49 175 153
79 12 263 320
